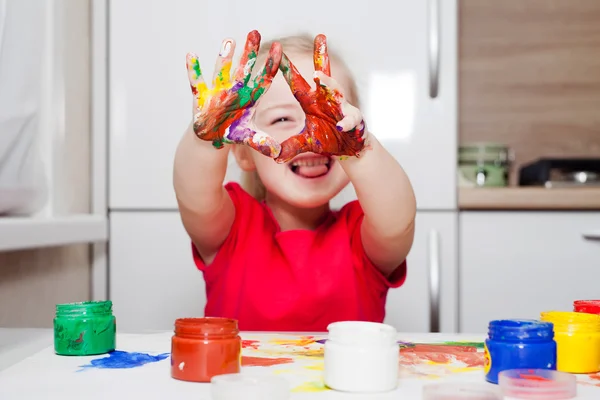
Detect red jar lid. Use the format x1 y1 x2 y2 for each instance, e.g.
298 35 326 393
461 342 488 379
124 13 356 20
174 317 239 339
574 300 600 315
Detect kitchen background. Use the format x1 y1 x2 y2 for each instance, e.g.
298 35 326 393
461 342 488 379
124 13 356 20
0 0 599 334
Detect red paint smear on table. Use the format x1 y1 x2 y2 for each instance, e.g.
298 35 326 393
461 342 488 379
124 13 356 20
242 340 260 349
241 356 293 367
400 344 484 367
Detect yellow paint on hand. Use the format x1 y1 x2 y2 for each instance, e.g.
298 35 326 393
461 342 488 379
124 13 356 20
214 60 232 90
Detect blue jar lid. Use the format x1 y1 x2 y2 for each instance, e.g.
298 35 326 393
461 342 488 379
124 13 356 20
488 319 554 342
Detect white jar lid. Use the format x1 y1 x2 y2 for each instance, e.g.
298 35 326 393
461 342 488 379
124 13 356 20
210 373 290 400
499 369 576 399
327 321 397 346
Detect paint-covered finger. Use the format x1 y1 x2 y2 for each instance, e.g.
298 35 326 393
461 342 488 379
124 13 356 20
336 102 364 132
224 109 281 157
212 38 235 90
234 30 261 85
247 130 282 158
314 71 344 96
251 42 283 102
186 53 206 98
279 53 311 101
274 132 312 163
313 34 331 76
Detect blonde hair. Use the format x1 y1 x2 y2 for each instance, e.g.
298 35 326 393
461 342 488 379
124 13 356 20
240 33 361 201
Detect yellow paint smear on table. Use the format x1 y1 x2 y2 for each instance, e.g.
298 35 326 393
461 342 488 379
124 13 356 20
292 380 329 393
304 363 324 371
268 336 319 347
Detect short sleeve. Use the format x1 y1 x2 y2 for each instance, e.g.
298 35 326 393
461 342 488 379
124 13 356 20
191 182 260 276
341 201 407 290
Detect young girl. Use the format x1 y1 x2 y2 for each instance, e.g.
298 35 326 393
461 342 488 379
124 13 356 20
173 31 416 332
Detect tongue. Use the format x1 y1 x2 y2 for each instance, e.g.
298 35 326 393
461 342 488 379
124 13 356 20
297 164 328 178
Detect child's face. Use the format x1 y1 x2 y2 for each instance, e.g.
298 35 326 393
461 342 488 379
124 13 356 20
247 52 353 208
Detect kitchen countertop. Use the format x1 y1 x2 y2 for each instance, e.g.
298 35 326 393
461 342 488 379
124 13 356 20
459 187 600 210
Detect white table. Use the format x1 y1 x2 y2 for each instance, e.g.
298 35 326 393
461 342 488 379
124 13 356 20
1 329 599 399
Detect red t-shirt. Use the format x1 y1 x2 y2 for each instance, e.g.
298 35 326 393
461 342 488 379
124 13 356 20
192 182 407 331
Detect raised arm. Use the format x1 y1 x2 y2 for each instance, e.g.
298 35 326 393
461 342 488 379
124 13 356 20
173 31 282 263
339 136 416 276
174 123 234 263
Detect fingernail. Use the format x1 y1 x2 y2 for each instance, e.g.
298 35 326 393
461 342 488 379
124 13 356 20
336 125 343 131
220 40 232 57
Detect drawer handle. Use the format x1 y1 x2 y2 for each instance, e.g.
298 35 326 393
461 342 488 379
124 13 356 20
428 229 441 333
582 232 600 240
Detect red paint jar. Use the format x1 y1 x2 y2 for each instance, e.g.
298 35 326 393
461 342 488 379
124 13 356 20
170 317 241 382
574 300 600 315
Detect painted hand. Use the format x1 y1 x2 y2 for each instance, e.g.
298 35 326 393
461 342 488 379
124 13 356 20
186 30 282 158
274 34 366 164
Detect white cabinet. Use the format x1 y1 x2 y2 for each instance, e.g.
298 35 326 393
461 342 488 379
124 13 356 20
108 0 457 211
109 211 206 332
385 212 458 333
459 212 600 333
110 211 457 333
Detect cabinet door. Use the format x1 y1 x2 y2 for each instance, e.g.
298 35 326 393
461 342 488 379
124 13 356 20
108 0 457 210
385 212 458 333
460 212 600 333
109 211 206 332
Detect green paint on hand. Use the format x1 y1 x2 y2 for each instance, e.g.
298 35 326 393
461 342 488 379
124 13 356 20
237 86 253 108
212 138 225 149
192 59 202 79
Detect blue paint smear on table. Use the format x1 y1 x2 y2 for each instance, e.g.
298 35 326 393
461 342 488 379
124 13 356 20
79 350 169 370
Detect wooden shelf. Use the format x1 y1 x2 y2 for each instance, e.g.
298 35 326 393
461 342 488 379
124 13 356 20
458 187 600 210
0 215 108 252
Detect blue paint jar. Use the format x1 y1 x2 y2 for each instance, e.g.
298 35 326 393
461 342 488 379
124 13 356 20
484 319 556 384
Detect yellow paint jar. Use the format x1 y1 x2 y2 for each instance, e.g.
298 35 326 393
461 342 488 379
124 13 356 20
540 311 600 373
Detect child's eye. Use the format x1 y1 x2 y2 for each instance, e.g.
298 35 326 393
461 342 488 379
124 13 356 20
272 117 289 124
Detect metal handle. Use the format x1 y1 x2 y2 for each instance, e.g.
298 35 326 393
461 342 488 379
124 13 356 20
582 232 600 240
428 229 441 333
428 0 440 98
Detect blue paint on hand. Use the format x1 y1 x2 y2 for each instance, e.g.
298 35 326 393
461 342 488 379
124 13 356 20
79 350 170 370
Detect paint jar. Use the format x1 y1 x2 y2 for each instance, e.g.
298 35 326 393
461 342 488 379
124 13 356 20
484 319 556 384
53 300 116 356
211 373 290 400
540 311 600 373
573 300 600 315
498 368 576 399
324 321 399 393
423 382 502 400
170 317 241 383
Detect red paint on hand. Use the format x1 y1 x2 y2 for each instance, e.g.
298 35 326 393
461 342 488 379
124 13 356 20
275 34 366 163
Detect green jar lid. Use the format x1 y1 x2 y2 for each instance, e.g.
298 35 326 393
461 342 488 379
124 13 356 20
459 143 510 163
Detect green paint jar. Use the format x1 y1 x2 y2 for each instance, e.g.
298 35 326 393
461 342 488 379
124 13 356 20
54 300 116 356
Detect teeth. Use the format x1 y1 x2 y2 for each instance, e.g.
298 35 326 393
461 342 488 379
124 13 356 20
291 158 329 167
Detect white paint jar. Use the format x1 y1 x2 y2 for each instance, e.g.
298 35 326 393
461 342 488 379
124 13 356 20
324 321 399 393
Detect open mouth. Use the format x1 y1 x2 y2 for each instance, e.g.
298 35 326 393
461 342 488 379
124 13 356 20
289 154 332 179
